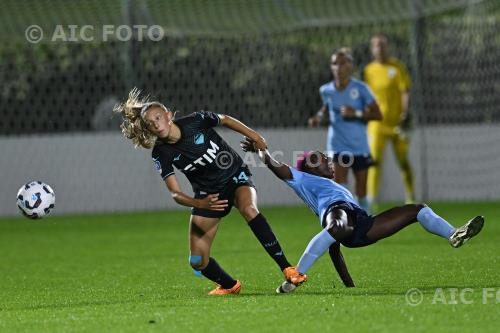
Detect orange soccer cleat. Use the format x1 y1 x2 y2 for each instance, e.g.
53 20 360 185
208 280 241 296
283 266 307 286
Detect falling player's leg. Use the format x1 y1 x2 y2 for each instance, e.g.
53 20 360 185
287 209 352 285
448 216 484 248
189 215 240 295
365 204 421 241
277 229 335 292
277 207 356 293
365 204 484 247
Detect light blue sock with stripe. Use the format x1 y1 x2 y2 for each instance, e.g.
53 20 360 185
189 255 203 277
297 229 336 274
417 206 455 239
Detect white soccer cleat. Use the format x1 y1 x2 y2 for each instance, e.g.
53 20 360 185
276 280 297 294
449 216 484 248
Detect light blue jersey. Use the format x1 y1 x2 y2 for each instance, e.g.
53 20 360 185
319 79 375 155
284 167 358 225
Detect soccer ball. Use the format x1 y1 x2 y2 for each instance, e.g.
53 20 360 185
16 181 55 219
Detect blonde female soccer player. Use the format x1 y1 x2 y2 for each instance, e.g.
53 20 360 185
114 88 298 295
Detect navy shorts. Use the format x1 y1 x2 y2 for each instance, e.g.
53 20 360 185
191 166 255 219
332 153 374 172
322 201 377 248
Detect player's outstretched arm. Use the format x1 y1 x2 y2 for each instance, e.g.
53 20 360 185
165 174 228 211
328 243 355 287
240 137 292 180
219 114 267 150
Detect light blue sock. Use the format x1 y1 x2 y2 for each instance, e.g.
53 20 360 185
417 206 455 239
357 196 370 214
297 229 336 274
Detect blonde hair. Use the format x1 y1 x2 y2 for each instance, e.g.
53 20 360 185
333 47 353 62
113 88 166 149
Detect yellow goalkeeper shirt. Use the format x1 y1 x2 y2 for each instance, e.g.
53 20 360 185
363 57 411 128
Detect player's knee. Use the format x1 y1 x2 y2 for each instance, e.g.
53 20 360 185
240 204 259 222
189 255 207 270
329 208 348 222
325 209 352 240
326 223 352 240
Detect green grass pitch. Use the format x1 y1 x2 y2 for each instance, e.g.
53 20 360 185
0 202 499 332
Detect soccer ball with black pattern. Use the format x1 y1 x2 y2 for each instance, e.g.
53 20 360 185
16 181 55 219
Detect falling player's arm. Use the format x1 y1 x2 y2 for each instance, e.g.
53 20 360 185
328 243 355 287
164 175 228 211
240 137 292 180
219 114 267 150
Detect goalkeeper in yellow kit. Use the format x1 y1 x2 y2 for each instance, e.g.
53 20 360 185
364 33 415 207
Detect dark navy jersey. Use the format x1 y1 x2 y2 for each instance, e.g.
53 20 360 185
151 111 244 193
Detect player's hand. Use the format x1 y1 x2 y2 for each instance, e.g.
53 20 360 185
308 116 321 127
197 194 228 211
340 105 356 119
240 137 257 153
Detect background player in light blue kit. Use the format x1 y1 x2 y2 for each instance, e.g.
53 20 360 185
241 139 485 291
309 48 382 213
